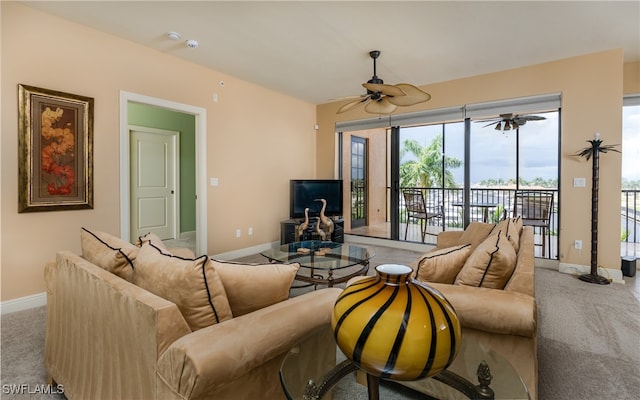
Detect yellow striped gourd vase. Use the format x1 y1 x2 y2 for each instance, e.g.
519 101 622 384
331 264 461 380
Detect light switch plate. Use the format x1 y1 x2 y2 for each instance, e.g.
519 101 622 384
573 177 586 187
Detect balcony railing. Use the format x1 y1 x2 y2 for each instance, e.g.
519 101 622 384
400 187 559 259
622 190 640 244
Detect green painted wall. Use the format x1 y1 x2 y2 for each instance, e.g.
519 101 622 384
128 103 197 233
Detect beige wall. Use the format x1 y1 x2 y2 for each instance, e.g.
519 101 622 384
624 61 640 95
318 49 627 271
1 3 316 301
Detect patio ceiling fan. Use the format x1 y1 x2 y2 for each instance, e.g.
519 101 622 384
476 113 546 131
337 50 431 115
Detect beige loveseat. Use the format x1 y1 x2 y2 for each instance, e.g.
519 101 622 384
44 229 341 400
408 220 538 400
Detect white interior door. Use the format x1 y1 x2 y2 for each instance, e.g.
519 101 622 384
130 127 179 241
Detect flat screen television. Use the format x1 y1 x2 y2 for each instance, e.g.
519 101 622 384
290 179 343 219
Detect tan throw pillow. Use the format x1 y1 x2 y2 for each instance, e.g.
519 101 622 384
512 216 523 235
134 242 233 331
455 231 517 289
80 227 137 282
489 218 520 253
137 232 195 261
413 244 471 284
212 260 300 317
456 222 495 252
136 232 168 250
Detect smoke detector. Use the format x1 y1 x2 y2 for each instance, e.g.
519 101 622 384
186 39 199 49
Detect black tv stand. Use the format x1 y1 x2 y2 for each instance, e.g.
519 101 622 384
280 217 344 245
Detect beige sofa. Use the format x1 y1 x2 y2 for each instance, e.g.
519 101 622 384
44 230 341 400
408 221 538 400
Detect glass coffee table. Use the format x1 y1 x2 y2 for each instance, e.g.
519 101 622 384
280 332 530 400
260 240 374 288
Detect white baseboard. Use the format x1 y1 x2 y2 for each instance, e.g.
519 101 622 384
210 241 279 261
179 230 196 240
558 263 624 284
1 292 47 315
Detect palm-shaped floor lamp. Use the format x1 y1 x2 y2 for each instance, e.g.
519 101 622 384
576 132 620 285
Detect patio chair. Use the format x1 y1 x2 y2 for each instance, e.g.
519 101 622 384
402 188 443 243
513 191 554 257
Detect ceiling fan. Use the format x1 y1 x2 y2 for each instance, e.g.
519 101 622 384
337 50 431 115
476 113 546 131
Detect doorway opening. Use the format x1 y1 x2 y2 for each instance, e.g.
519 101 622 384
119 91 207 255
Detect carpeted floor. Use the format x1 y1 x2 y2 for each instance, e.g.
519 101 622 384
535 266 640 400
1 242 638 399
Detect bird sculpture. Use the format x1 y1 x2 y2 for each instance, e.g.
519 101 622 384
315 198 334 236
315 217 327 240
296 208 310 240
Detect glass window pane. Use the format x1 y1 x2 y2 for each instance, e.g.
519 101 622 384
399 124 443 188
470 120 516 187
519 111 559 189
444 122 464 189
622 105 640 187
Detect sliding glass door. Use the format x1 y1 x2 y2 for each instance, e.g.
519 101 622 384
338 95 560 258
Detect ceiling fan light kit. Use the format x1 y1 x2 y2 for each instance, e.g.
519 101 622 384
337 50 431 115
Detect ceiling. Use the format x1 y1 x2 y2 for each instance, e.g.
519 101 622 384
23 1 640 105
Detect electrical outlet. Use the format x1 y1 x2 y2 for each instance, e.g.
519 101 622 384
235 229 241 238
574 240 582 250
248 227 253 236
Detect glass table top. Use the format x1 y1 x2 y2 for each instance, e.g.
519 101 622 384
280 331 530 400
260 241 374 271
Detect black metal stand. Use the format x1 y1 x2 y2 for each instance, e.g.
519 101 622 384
303 360 496 400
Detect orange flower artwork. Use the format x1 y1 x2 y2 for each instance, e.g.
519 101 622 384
40 106 77 196
18 84 93 212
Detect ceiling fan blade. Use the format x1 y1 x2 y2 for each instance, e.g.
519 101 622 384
474 116 501 123
480 120 501 128
329 94 367 102
364 97 397 114
337 96 370 114
522 115 546 121
386 84 431 106
362 82 406 97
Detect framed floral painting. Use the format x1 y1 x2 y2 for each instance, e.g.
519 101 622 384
18 84 94 212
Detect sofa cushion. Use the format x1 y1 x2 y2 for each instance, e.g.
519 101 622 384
456 221 495 252
413 244 471 284
134 242 233 331
80 227 137 282
454 230 517 289
212 260 300 316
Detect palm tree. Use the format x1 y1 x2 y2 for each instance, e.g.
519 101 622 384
400 134 461 188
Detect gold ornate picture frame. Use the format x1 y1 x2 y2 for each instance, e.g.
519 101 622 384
18 84 94 212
